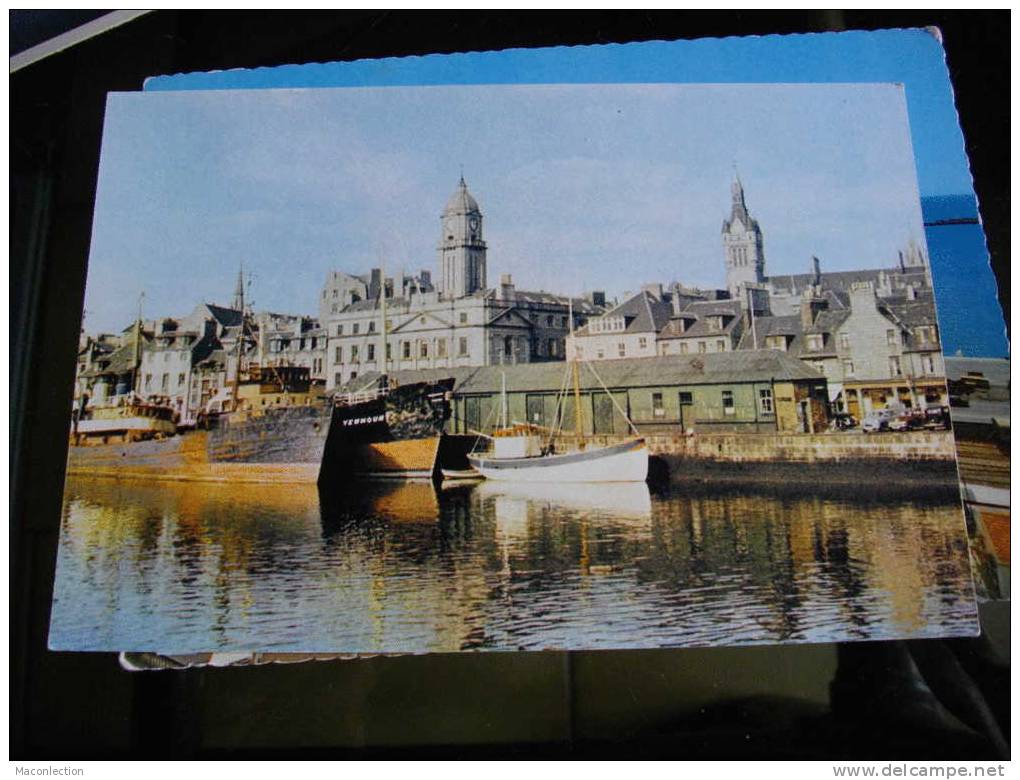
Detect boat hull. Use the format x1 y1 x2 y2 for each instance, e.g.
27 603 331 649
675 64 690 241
320 378 477 483
467 438 648 483
66 404 333 484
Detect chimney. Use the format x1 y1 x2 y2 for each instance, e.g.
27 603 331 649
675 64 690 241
800 289 826 329
812 255 821 287
848 280 877 313
641 282 664 301
500 273 515 301
369 268 383 300
898 250 906 273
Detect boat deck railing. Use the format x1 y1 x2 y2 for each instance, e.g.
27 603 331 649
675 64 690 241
333 387 388 407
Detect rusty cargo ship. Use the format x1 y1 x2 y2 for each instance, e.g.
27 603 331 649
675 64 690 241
66 370 473 485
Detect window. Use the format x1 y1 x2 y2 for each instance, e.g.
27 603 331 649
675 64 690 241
546 315 554 326
886 329 897 346
716 339 726 352
437 339 447 358
722 390 734 415
420 341 429 358
680 342 688 354
349 371 357 380
336 324 343 336
889 356 902 377
335 346 342 363
459 313 468 324
806 334 823 351
386 343 393 360
679 391 693 405
367 344 375 361
403 341 411 359
332 289 338 299
177 373 186 387
504 336 513 358
652 392 664 418
144 374 152 390
758 388 774 414
698 342 707 354
922 354 935 374
161 374 169 392
548 338 557 357
838 333 850 350
618 342 626 357
458 337 468 356
596 349 604 359
368 321 375 333
843 359 855 377
353 323 360 335
765 335 787 351
351 345 359 361
639 336 648 350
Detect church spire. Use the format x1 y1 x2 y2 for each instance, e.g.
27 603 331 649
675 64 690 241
232 264 245 312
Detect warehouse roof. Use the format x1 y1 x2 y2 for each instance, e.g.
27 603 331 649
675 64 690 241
337 351 822 396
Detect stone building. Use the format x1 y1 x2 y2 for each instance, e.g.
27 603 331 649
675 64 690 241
254 312 326 382
322 179 601 388
569 175 947 416
137 302 248 423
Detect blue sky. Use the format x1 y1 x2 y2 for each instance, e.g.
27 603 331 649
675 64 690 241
86 83 925 334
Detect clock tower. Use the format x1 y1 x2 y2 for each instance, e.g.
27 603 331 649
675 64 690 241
438 177 487 298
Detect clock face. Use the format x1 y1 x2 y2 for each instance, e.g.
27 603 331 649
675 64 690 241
468 216 479 231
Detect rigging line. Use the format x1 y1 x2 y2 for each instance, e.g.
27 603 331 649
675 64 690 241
548 360 572 446
584 360 640 436
469 390 501 455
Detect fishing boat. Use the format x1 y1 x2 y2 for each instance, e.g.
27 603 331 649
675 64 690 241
466 359 649 484
321 376 475 481
71 394 177 445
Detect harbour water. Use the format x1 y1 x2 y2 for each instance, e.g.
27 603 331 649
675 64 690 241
49 476 978 653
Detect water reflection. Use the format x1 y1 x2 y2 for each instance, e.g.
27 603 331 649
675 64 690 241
50 477 977 653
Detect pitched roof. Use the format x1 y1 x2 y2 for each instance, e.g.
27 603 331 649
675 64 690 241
574 290 672 336
660 299 745 340
203 303 243 327
338 351 822 396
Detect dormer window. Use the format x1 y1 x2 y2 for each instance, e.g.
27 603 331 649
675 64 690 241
765 335 788 351
805 334 824 351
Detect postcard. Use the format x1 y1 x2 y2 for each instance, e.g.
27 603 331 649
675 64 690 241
144 29 1010 606
48 79 983 655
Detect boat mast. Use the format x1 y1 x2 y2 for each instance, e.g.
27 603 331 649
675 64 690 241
132 291 145 396
379 264 388 377
569 297 585 449
231 266 246 411
500 371 508 429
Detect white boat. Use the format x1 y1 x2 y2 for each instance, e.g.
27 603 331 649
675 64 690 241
465 343 649 483
467 436 648 483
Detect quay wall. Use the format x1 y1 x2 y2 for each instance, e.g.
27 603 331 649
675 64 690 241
552 430 957 463
549 430 961 491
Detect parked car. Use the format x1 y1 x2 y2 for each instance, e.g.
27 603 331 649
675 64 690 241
923 405 952 430
830 412 857 431
861 408 896 433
